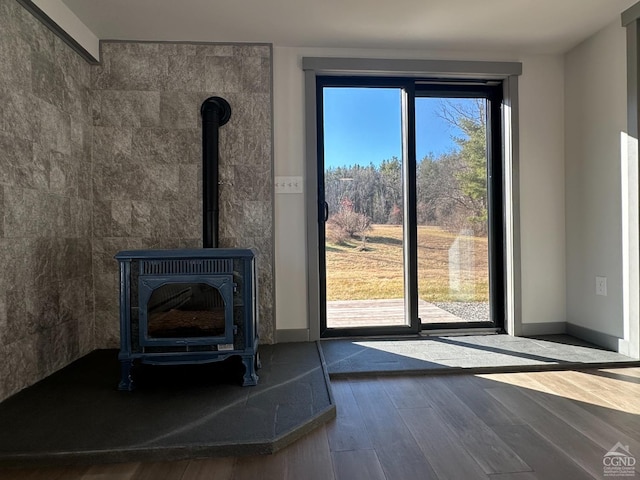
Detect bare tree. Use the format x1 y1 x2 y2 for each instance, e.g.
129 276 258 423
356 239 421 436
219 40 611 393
327 197 372 248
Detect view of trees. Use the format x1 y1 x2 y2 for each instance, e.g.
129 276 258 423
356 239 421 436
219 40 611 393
325 99 488 239
326 197 372 249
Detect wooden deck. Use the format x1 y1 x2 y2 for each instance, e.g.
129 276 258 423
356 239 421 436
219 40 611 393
326 298 471 328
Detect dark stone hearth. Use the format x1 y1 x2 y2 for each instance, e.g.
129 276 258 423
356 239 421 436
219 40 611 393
0 342 334 468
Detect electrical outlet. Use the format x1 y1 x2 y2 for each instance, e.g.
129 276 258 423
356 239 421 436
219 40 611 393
596 276 607 296
275 176 303 194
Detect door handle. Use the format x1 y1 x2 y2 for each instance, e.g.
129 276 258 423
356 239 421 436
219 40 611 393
323 201 329 222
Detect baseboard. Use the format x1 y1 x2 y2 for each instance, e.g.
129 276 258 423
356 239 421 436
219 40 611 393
520 322 566 336
276 329 310 343
566 323 620 352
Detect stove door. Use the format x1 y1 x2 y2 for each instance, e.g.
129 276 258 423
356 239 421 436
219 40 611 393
138 275 234 347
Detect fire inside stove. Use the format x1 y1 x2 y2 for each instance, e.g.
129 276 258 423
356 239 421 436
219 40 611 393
147 283 226 339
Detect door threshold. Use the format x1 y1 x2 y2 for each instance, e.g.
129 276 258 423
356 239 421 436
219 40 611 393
320 332 421 341
420 327 502 336
319 328 502 341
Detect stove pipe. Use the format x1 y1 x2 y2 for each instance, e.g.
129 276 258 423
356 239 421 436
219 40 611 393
200 97 231 249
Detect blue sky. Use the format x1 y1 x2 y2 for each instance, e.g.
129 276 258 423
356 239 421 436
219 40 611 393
322 87 465 169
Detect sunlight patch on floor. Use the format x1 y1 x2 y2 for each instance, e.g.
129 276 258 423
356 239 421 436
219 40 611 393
478 369 640 415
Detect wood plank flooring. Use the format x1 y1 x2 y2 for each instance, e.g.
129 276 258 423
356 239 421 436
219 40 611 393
1 367 639 480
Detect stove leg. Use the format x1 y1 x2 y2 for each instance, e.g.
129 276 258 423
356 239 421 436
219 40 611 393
241 355 258 386
118 359 135 391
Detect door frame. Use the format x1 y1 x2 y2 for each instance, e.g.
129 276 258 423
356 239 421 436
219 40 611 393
316 79 505 336
303 57 523 341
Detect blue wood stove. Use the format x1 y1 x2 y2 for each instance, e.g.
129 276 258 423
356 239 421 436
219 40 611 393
115 248 259 390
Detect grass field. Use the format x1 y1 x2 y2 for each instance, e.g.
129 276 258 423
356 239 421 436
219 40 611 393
326 224 489 302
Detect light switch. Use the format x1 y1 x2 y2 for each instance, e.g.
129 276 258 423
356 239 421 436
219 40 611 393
275 176 303 194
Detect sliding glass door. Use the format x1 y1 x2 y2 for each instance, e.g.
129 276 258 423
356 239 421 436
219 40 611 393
317 78 504 336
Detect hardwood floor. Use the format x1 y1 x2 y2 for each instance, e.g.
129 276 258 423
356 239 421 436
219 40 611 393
1 367 639 480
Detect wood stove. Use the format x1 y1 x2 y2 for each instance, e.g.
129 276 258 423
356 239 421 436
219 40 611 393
115 96 260 390
115 248 259 390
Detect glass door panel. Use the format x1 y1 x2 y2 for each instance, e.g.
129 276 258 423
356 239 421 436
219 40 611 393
322 87 407 329
415 97 491 325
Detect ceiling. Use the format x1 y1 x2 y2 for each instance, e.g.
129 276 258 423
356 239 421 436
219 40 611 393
62 0 637 54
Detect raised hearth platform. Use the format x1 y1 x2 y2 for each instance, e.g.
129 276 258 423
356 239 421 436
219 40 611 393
0 343 334 468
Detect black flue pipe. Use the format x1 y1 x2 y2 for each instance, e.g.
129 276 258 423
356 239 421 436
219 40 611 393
200 97 231 248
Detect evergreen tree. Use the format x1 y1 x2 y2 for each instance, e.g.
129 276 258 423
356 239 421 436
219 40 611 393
438 99 488 234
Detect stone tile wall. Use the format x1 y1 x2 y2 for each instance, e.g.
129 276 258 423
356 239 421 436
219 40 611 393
0 0 94 400
0 3 275 403
91 42 275 346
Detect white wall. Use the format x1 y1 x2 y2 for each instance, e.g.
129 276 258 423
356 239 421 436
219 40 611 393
273 46 567 333
565 20 627 338
273 48 309 332
518 55 566 327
